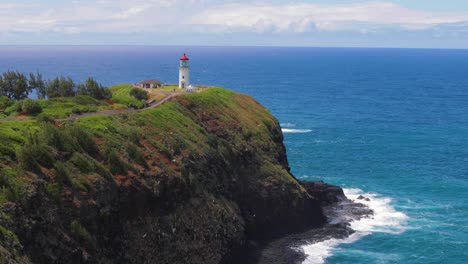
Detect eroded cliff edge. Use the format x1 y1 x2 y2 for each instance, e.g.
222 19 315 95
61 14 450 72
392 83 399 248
0 88 345 263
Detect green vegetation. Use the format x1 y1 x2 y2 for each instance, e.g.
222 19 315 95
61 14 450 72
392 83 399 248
0 96 13 111
130 88 148 101
20 99 42 115
0 71 110 101
0 71 30 100
0 85 304 262
70 220 92 245
77 77 112 100
46 76 76 98
40 96 105 118
109 84 146 108
0 71 124 120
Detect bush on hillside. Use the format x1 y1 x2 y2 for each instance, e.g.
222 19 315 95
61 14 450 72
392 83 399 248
130 88 148 101
108 150 128 175
21 99 42 115
0 96 13 111
17 141 55 173
36 113 54 123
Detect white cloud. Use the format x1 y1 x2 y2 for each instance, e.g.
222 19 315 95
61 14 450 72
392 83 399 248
0 0 468 36
191 2 468 33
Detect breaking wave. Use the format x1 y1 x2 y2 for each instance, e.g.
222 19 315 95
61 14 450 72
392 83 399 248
301 188 408 264
282 128 313 133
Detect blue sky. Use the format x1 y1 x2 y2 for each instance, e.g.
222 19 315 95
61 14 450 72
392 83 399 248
1 0 468 48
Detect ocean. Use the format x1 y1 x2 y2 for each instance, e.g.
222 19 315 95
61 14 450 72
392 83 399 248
1 46 467 263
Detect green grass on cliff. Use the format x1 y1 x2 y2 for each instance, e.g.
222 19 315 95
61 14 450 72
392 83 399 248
39 95 114 118
1 95 122 119
0 87 285 203
109 83 145 109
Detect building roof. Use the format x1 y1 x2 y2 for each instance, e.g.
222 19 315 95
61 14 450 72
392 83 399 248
136 79 164 85
180 53 189 61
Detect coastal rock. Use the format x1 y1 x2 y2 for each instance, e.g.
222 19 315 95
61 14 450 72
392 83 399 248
300 181 347 205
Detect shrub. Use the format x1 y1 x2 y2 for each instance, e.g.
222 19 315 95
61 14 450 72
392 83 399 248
16 145 40 172
108 150 127 175
120 126 141 145
38 124 69 151
126 143 147 169
53 162 72 186
3 100 24 115
71 107 82 114
36 113 54 123
130 88 148 101
70 153 94 174
66 125 99 156
70 220 92 245
21 99 42 114
0 96 13 111
16 141 55 172
92 160 113 181
46 183 61 203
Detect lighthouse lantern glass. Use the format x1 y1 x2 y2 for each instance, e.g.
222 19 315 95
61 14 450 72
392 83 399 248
180 60 188 67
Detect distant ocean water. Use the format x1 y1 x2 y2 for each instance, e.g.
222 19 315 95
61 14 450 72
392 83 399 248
1 46 467 263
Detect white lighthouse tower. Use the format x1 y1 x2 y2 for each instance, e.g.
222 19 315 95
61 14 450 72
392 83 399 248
179 53 190 89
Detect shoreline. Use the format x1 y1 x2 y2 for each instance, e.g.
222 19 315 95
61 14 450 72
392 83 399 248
235 183 374 264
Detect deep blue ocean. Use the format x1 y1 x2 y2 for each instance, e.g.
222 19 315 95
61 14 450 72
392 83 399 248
1 46 467 263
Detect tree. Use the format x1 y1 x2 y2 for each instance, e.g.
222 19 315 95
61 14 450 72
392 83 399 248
76 77 111 100
29 72 46 99
47 76 75 98
0 70 31 100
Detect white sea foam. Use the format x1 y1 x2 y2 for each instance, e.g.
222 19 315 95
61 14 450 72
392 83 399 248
281 123 297 127
282 128 313 133
301 188 408 264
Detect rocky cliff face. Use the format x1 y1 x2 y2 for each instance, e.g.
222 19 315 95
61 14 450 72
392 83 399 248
0 88 342 263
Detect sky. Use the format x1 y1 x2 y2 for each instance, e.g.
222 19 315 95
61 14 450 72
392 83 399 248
1 0 468 48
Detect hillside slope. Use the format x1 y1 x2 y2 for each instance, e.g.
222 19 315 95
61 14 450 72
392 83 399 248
0 88 332 263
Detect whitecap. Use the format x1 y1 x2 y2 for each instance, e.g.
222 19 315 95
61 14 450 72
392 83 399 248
281 123 296 127
301 188 408 264
282 128 313 133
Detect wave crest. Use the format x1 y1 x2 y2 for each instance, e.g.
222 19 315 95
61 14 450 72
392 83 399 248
282 128 313 133
301 188 408 264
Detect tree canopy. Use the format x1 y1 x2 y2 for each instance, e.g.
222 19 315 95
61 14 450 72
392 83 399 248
0 71 109 101
0 71 31 100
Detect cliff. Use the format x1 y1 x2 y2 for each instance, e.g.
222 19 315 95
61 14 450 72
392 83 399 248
0 88 339 263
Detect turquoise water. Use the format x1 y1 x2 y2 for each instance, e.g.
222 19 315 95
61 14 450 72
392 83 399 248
1 46 467 263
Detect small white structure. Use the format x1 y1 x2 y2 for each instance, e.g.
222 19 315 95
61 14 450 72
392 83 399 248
186 85 196 93
136 80 164 89
179 53 190 89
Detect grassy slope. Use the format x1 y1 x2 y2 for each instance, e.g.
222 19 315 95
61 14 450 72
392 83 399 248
2 95 124 119
109 83 145 108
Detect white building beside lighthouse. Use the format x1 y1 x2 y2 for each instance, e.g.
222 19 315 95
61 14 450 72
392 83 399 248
179 53 190 89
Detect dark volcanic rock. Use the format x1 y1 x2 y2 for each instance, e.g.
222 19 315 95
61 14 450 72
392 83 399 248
300 181 347 205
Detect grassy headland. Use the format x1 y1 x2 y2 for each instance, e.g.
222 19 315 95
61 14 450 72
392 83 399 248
0 85 324 263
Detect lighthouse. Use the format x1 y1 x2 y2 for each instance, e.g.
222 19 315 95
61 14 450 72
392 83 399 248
179 53 189 89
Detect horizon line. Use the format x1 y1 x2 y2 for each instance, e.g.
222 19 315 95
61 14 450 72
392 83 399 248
0 44 468 51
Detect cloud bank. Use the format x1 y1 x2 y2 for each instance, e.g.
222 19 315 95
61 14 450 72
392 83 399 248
192 2 468 33
1 1 468 47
